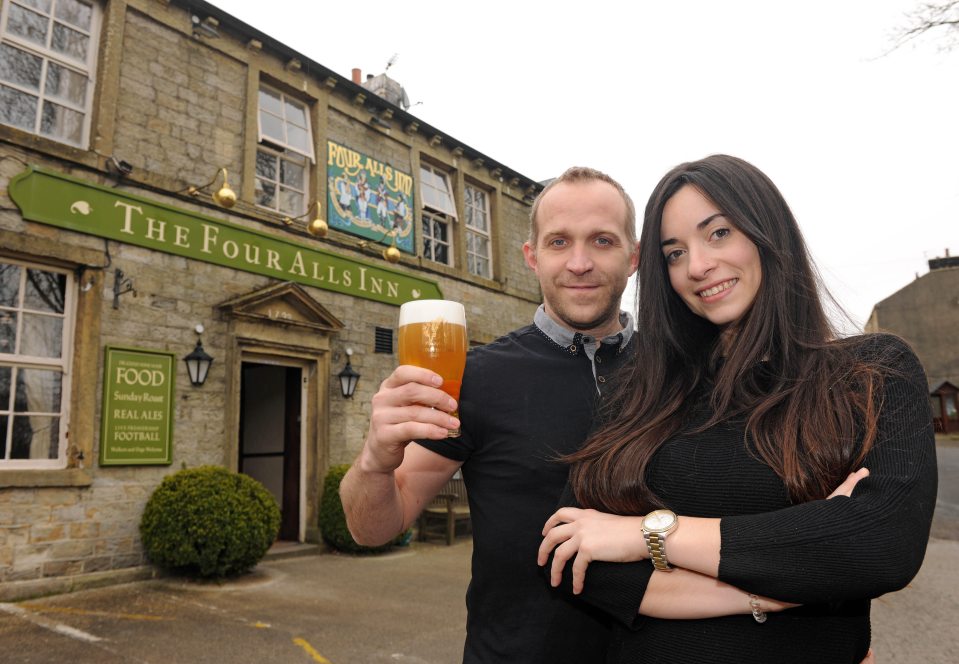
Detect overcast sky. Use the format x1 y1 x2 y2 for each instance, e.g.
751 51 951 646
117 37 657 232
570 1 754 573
218 0 957 331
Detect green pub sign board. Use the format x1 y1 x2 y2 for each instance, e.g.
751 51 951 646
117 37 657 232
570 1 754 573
7 167 441 305
100 347 175 465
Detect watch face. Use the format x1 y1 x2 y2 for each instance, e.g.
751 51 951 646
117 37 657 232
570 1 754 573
644 510 676 532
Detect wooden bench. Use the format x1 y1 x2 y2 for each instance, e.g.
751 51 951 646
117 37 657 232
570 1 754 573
417 475 471 545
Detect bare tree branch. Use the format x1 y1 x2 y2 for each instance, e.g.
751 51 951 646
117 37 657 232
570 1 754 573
887 1 959 54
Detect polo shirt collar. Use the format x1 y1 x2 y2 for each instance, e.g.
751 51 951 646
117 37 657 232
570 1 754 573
533 304 635 351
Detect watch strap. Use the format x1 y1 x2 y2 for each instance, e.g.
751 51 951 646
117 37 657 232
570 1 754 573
644 531 672 571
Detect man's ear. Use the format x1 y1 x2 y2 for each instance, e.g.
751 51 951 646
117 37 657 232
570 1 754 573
523 241 537 271
629 241 641 276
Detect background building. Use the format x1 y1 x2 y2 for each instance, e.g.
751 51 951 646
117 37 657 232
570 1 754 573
865 253 959 432
0 0 544 598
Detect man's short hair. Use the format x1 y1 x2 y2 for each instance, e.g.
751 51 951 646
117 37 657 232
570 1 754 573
528 166 637 247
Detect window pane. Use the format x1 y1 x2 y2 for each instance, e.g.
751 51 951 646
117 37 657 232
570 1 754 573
40 99 83 144
258 86 283 115
279 189 303 217
7 4 50 46
434 242 448 265
18 0 53 13
0 311 18 354
419 167 437 189
423 237 433 261
479 192 488 212
254 179 276 208
14 367 61 412
255 150 277 179
473 234 489 258
433 219 448 243
422 186 439 210
54 0 93 31
11 415 60 459
279 158 304 188
44 61 87 106
947 396 958 418
0 43 43 89
286 124 309 152
0 366 10 406
51 22 88 61
475 257 490 278
259 110 284 143
0 263 21 306
284 98 306 127
24 268 66 313
20 313 63 357
0 414 6 458
0 84 38 131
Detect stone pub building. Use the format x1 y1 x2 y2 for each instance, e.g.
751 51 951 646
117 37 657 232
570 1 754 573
0 0 544 599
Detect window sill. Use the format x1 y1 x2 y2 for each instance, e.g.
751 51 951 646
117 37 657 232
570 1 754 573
0 468 94 488
0 125 99 170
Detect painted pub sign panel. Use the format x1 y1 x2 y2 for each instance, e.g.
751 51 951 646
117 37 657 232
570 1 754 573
327 141 414 254
100 347 175 465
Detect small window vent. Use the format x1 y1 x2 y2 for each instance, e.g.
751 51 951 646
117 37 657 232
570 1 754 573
374 327 394 354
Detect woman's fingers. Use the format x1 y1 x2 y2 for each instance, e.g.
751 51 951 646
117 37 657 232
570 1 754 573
827 467 870 499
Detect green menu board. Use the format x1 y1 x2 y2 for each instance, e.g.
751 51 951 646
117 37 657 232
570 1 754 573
100 347 175 465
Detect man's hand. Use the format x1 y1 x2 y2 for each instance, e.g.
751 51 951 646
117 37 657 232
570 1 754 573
538 507 646 594
358 365 460 475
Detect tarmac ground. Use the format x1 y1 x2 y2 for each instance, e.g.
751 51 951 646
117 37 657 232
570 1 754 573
1 536 957 663
1 439 956 663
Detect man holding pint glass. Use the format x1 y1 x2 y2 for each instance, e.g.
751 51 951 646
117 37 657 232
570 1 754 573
341 167 639 663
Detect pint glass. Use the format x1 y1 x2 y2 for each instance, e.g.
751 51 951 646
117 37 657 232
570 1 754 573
398 299 467 437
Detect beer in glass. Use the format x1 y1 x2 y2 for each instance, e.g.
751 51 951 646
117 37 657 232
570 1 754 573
398 299 467 437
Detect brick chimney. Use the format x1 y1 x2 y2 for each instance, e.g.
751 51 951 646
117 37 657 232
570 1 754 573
351 68 361 84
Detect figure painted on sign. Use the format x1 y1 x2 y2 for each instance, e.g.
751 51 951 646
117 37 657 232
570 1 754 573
393 197 409 233
337 176 353 211
356 172 370 220
376 181 389 221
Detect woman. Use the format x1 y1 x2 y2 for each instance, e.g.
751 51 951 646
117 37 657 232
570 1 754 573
538 155 936 663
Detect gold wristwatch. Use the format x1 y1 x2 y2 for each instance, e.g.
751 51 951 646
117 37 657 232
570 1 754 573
642 509 678 571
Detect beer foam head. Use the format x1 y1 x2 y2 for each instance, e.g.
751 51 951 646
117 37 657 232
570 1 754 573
399 299 466 327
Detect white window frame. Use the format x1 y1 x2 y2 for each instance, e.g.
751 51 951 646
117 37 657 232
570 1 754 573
421 209 452 266
257 83 315 163
0 0 102 147
464 184 492 279
0 257 75 470
254 145 308 217
419 163 457 219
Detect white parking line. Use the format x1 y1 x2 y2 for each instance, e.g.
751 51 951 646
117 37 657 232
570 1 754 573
0 602 103 643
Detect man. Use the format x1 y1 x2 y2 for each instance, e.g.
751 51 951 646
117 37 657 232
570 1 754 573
340 166 639 663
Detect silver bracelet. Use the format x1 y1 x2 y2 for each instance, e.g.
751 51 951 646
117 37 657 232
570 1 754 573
748 594 767 623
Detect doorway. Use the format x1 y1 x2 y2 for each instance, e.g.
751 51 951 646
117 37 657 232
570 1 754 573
239 362 303 541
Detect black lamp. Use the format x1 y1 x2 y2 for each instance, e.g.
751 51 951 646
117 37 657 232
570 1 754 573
184 338 214 386
338 348 360 398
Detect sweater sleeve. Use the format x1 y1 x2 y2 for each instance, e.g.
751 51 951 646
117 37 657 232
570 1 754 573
718 334 937 604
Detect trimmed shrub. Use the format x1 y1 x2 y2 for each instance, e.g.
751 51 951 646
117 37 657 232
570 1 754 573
140 465 281 578
319 463 399 553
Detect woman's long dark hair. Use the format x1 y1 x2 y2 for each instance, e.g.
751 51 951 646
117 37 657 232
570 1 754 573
568 155 883 514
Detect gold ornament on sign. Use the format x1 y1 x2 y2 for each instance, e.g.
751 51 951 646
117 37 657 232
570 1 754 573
308 216 329 237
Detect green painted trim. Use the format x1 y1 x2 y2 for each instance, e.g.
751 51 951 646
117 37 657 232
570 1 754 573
7 167 442 305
